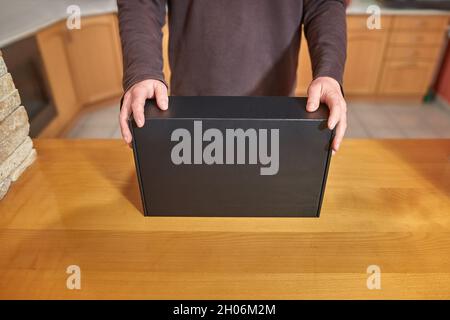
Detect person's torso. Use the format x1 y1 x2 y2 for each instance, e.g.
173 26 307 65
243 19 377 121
167 0 304 96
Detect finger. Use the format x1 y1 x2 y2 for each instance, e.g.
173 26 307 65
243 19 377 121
306 82 321 112
324 93 341 130
332 111 347 152
131 87 150 128
154 82 169 110
119 93 133 144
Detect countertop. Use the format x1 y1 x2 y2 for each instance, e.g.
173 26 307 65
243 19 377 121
0 139 449 299
1 0 450 48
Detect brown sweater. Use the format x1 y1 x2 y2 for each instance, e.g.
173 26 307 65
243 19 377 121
117 0 347 96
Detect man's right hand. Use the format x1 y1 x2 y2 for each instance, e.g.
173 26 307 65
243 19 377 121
119 79 169 144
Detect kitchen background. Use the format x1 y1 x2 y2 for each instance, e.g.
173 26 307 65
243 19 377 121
1 0 450 140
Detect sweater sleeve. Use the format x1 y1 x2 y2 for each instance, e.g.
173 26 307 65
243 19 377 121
117 0 167 93
303 0 347 86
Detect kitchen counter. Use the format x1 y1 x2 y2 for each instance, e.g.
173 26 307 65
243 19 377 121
0 139 449 299
1 0 449 48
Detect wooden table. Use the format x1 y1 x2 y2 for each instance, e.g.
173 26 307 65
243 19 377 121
0 139 449 299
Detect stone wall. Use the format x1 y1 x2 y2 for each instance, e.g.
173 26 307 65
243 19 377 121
0 50 37 200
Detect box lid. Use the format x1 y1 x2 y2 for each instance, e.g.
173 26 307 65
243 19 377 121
141 96 329 121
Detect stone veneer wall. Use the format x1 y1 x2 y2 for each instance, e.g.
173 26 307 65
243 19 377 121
0 50 37 200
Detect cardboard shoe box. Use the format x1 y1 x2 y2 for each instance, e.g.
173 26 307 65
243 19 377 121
130 96 333 217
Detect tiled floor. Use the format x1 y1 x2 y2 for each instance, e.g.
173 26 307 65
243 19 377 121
66 104 122 139
65 100 450 139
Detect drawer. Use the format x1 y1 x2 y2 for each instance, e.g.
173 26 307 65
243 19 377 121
389 31 444 46
378 60 436 95
386 46 441 61
392 16 448 31
347 15 392 31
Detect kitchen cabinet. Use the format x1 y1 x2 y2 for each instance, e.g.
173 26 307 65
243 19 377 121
65 14 123 106
295 15 448 99
343 31 389 95
37 13 123 137
386 46 442 60
389 31 443 46
296 16 391 96
377 15 448 97
162 23 171 88
344 16 391 95
392 15 448 30
378 60 436 95
36 22 80 138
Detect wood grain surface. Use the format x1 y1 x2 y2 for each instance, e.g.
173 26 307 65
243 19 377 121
0 139 449 299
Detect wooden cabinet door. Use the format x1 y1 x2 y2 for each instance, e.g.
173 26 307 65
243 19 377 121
162 23 171 87
344 31 388 95
378 60 435 95
37 22 80 137
392 15 449 31
296 28 389 96
65 14 123 106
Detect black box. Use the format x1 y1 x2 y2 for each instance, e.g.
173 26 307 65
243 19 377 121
130 96 333 217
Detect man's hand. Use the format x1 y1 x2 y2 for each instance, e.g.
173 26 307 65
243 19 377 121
306 76 347 154
119 79 168 144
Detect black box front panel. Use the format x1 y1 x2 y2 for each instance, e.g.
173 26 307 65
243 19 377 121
132 118 332 217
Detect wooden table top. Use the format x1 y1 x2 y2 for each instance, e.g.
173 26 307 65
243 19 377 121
0 139 449 299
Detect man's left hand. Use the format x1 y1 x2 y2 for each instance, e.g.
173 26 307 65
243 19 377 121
306 76 347 154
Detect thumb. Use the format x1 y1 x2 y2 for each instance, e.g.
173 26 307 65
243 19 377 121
306 82 321 112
